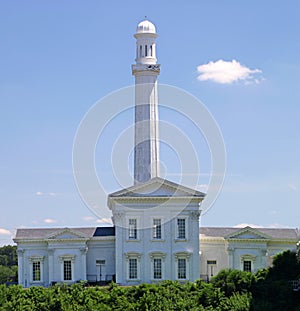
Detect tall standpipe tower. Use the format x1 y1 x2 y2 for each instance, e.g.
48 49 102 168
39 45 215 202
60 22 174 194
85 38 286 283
132 19 160 184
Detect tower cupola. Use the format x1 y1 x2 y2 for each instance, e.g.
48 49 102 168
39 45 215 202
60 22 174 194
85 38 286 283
134 19 158 65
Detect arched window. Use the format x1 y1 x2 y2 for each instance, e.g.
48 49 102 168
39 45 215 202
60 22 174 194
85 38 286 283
139 45 142 57
150 45 153 56
145 45 148 57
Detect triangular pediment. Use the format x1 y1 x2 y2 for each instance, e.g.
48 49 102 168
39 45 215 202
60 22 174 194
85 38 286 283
47 228 89 240
225 226 271 240
108 177 205 198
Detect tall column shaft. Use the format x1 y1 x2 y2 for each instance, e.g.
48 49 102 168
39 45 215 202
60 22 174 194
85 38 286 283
133 69 160 183
17 249 24 286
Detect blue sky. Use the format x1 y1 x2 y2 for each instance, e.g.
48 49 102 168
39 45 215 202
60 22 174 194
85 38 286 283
1 1 300 245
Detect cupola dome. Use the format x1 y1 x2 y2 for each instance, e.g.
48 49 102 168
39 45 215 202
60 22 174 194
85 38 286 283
136 19 156 34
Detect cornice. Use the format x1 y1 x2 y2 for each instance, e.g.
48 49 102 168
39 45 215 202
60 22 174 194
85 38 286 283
46 238 89 243
89 236 116 242
109 196 203 204
15 238 89 244
227 238 270 243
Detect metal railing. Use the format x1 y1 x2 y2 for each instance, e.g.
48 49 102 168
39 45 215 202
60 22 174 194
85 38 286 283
86 274 115 285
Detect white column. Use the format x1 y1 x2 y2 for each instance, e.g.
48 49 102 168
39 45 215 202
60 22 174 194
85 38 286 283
17 249 24 286
260 249 267 269
80 247 88 281
227 247 234 269
190 211 201 281
48 249 54 285
132 20 160 184
114 212 124 284
133 67 160 183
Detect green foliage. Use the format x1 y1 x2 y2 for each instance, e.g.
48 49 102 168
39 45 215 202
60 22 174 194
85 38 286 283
210 269 255 296
0 245 17 267
269 250 300 280
0 280 252 311
0 245 18 284
251 250 300 311
219 292 251 311
0 251 299 310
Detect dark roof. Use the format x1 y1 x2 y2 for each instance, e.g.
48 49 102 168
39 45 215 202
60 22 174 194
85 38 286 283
14 226 115 240
93 227 115 236
200 227 300 240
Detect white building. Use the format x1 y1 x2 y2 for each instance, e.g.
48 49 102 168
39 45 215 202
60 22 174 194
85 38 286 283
200 226 299 281
14 19 299 287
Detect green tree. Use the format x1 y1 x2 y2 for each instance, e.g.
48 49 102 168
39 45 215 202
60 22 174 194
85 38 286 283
210 269 255 297
268 250 300 280
0 245 17 267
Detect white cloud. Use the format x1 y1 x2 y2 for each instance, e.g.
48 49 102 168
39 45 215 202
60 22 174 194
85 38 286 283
44 218 57 224
234 223 292 229
234 223 262 228
82 216 95 222
288 184 298 191
0 228 11 235
96 218 113 225
196 184 208 193
197 59 262 84
36 191 58 197
267 223 292 229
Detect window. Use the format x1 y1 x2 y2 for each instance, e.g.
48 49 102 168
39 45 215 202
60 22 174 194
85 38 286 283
29 256 44 283
126 253 141 281
96 260 106 281
178 258 186 279
139 45 142 57
59 255 75 282
175 252 190 280
207 260 217 277
150 252 165 280
150 45 153 56
153 218 162 239
96 259 106 265
207 260 217 265
243 260 251 272
64 260 72 281
32 261 41 281
128 218 137 239
129 258 138 279
153 258 162 279
177 218 186 239
240 254 255 273
145 45 148 56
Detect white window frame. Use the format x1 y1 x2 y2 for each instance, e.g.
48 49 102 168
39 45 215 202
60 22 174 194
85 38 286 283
151 217 164 240
177 258 187 279
240 254 256 273
59 255 75 282
150 252 166 281
175 216 188 241
63 260 72 281
96 259 106 281
125 252 141 281
126 216 140 241
207 260 217 277
29 256 44 283
174 252 191 281
243 260 252 272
